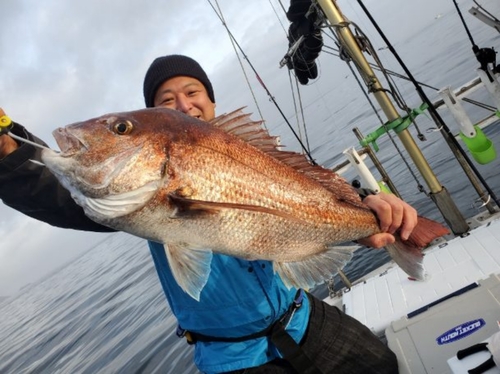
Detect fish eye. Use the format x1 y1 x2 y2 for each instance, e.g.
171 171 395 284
113 121 134 135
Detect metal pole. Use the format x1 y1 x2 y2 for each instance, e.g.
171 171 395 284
317 0 469 234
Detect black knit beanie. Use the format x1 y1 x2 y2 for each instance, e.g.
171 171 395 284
143 55 215 108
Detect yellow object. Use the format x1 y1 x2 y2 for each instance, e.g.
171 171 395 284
459 125 497 165
184 331 195 344
0 108 12 130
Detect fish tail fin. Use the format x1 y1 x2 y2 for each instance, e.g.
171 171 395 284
407 216 450 248
274 246 356 290
386 240 425 280
387 216 449 280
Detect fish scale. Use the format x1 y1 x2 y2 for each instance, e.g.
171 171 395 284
41 107 449 300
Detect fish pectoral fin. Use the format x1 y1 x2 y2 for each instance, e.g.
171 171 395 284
168 194 222 218
168 194 303 221
274 246 356 290
164 243 213 301
82 180 160 220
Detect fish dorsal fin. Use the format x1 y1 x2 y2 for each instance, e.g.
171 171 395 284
211 108 364 208
209 108 280 151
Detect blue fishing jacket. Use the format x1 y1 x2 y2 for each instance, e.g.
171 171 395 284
148 241 311 374
0 124 311 373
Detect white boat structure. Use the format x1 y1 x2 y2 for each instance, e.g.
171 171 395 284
299 1 500 373
325 212 500 373
212 0 500 371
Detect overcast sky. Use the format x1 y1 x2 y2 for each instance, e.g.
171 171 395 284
0 0 311 296
0 0 484 296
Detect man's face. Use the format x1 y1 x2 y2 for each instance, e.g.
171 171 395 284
153 76 216 122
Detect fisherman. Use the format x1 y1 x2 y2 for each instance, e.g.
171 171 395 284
0 54 416 373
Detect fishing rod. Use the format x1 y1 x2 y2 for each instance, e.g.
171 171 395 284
0 108 54 165
322 42 498 111
355 0 500 210
206 0 318 165
452 0 498 73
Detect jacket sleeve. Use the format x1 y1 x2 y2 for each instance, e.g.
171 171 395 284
0 122 115 232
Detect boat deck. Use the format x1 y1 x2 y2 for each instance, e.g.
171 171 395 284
325 213 500 337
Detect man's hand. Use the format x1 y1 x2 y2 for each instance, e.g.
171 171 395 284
0 134 19 159
357 193 418 248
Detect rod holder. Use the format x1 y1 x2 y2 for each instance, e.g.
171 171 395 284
477 68 500 112
439 87 496 164
459 126 497 165
343 147 380 192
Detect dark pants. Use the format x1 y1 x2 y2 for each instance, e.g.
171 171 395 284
226 294 398 374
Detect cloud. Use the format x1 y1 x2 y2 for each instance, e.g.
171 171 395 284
1 0 492 295
0 0 314 296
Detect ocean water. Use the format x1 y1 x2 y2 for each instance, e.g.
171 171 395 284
2 2 500 373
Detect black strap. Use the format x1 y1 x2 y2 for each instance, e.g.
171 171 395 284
468 356 495 374
178 290 323 372
457 343 489 359
270 321 322 374
186 322 274 343
183 290 304 344
457 343 496 374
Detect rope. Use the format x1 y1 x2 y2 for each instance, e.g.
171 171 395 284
287 71 304 143
212 0 267 126
293 73 312 153
322 41 441 91
321 12 428 193
323 43 497 113
356 0 500 209
368 49 427 140
267 0 288 36
349 55 427 193
206 0 317 164
277 0 287 14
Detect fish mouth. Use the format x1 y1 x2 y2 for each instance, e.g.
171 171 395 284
52 127 85 156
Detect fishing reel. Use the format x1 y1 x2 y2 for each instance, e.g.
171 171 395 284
473 45 499 75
